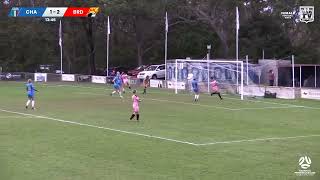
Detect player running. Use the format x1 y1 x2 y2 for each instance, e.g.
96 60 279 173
110 72 123 98
130 90 141 121
210 77 223 100
142 76 150 94
25 79 38 110
192 78 199 101
121 72 131 93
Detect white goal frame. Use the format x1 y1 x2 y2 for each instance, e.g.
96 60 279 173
173 59 244 100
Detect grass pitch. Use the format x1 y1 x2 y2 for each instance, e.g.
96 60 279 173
0 81 319 180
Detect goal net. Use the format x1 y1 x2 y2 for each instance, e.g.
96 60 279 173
166 59 244 100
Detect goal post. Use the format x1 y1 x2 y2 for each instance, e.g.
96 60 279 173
167 59 244 100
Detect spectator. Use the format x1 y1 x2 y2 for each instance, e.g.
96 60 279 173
269 70 275 86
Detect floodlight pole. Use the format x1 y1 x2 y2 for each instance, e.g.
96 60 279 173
175 59 178 94
207 45 211 93
106 31 109 77
59 20 63 75
299 65 302 88
246 55 249 85
236 7 239 93
106 16 110 78
165 29 168 81
165 12 168 81
315 66 317 88
241 61 244 100
292 55 295 88
60 44 63 75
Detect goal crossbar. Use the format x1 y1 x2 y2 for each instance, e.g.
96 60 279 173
172 59 244 100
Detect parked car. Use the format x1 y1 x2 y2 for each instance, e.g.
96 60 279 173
128 65 149 77
106 66 129 77
105 66 129 83
137 64 166 79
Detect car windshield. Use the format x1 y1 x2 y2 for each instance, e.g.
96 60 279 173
136 66 145 70
145 66 157 71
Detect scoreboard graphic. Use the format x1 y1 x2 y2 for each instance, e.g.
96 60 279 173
8 7 99 17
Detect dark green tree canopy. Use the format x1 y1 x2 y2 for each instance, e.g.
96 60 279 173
1 0 319 74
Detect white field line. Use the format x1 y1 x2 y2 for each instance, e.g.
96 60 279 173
224 96 320 110
0 116 37 119
146 98 235 110
232 106 301 111
1 108 319 146
40 83 320 110
148 98 299 111
42 84 107 90
0 108 197 146
76 92 298 111
75 92 236 111
196 135 320 146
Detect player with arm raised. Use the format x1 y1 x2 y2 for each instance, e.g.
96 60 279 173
121 72 131 93
130 90 141 121
192 78 199 102
210 77 223 100
25 79 38 110
110 72 123 98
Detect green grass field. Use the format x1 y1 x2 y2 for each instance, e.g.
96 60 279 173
1 81 319 180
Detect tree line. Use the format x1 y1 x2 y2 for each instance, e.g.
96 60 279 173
1 0 319 74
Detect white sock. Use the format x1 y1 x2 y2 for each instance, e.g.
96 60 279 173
31 100 35 108
112 91 116 94
119 91 123 97
26 100 30 106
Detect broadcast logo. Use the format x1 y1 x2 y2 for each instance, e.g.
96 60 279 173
294 156 316 176
9 7 20 17
299 6 314 23
280 6 314 23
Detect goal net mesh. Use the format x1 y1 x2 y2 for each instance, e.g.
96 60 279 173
166 59 246 98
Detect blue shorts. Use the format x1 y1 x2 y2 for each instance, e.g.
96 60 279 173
28 94 34 99
113 84 120 90
193 89 199 93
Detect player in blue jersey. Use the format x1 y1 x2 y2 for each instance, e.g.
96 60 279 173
191 78 199 102
25 79 38 110
110 72 123 98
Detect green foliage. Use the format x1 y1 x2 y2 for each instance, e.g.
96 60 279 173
1 0 319 73
240 15 293 61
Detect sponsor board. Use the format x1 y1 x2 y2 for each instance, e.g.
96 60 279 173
129 78 139 85
167 81 186 90
242 86 298 99
77 75 90 82
0 73 22 80
301 89 320 100
34 73 47 82
242 86 265 97
150 79 163 88
61 74 75 82
92 76 106 84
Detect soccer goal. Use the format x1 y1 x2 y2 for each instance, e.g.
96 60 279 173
166 59 244 100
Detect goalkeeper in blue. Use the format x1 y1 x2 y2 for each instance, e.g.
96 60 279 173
25 79 38 110
110 72 123 98
192 78 200 102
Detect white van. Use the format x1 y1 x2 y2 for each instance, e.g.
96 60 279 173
137 64 166 79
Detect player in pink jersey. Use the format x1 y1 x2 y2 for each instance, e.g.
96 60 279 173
130 90 141 121
121 72 131 93
210 77 223 100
